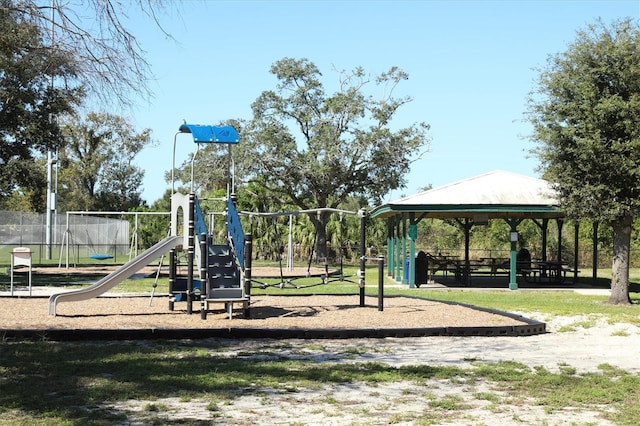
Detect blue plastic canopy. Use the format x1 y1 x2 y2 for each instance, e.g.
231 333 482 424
178 124 239 144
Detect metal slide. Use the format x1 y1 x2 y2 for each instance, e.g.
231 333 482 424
49 235 183 316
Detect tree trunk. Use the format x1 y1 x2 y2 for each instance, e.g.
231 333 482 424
609 214 632 305
310 212 329 262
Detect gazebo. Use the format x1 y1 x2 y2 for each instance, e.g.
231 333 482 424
369 170 572 289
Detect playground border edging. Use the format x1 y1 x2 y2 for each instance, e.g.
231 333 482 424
0 320 546 341
0 293 546 341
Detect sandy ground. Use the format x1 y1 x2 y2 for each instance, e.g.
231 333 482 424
0 296 640 426
1 264 530 331
115 313 640 426
2 280 639 425
107 312 640 426
0 293 528 331
1 291 634 374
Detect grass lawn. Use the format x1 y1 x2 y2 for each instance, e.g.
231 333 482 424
0 262 639 425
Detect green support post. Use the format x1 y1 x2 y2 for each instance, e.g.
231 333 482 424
509 237 518 290
401 216 408 284
395 218 402 281
408 222 417 288
507 218 523 290
387 219 394 277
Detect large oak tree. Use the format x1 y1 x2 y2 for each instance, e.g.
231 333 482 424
526 18 640 304
242 58 430 259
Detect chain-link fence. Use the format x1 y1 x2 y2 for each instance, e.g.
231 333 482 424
0 211 130 264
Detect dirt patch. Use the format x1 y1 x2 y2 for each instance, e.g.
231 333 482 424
0 294 527 331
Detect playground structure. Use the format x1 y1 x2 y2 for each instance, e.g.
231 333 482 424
166 189 250 319
48 122 373 318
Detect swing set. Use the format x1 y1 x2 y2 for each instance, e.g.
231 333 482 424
86 229 116 260
58 210 170 267
242 208 359 289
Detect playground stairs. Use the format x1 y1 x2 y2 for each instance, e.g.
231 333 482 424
201 241 248 320
206 243 241 295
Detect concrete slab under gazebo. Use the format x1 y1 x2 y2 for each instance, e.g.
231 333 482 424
369 170 577 289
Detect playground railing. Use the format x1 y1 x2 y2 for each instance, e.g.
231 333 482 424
226 197 245 269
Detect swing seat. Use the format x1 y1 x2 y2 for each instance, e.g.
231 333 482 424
90 253 113 261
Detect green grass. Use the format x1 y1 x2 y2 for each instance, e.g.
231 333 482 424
1 262 640 424
0 341 638 425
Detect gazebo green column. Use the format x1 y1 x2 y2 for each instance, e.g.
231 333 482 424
455 218 473 286
541 218 549 263
592 221 599 282
395 217 402 280
407 213 418 288
573 221 580 283
506 218 523 290
387 218 394 277
401 215 408 284
557 219 564 261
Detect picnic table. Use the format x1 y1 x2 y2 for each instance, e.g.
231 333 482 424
518 260 579 283
420 253 579 286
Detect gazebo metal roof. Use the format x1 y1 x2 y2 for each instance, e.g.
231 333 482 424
370 170 565 220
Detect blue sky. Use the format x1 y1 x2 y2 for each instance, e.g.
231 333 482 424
126 0 640 206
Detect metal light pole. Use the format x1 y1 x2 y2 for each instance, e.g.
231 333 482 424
45 151 56 259
358 208 366 307
46 1 56 260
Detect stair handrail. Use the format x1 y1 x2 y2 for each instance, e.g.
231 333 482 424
226 197 245 270
194 197 208 237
